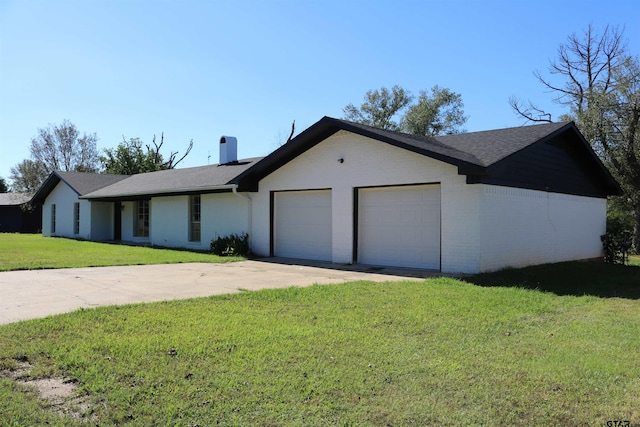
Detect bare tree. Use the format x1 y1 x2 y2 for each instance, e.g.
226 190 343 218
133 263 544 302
510 24 640 249
10 120 100 194
29 120 100 173
147 133 194 170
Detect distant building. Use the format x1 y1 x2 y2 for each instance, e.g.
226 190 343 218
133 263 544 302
0 193 42 233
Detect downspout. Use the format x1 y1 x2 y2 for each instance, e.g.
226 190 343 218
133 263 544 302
231 185 253 251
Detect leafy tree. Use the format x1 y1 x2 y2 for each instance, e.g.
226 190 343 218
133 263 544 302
343 85 413 131
101 138 161 175
0 177 8 193
510 24 640 250
9 120 100 194
9 159 49 193
343 85 467 135
402 86 467 136
102 133 194 175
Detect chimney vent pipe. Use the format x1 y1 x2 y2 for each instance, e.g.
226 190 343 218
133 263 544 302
219 136 237 164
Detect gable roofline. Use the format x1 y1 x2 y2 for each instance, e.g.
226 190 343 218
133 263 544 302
551 122 622 196
234 116 621 196
80 158 263 201
483 121 621 196
30 171 130 205
232 116 485 190
31 172 75 205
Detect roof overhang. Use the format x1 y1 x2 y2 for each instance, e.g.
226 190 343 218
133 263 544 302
30 171 79 205
543 122 623 196
81 184 239 202
233 116 485 191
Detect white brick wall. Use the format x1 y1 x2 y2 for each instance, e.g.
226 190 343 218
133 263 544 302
90 202 114 241
120 201 138 243
478 185 606 272
251 130 608 274
251 130 477 270
151 196 188 248
201 192 250 249
441 183 482 274
149 193 249 251
42 182 91 239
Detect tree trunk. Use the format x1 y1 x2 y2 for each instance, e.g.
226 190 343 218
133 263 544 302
634 204 640 253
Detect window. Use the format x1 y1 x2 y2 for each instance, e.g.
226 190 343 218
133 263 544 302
73 203 80 234
189 195 201 242
51 204 56 233
134 200 150 237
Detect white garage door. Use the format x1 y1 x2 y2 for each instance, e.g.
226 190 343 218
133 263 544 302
358 184 441 270
274 190 332 261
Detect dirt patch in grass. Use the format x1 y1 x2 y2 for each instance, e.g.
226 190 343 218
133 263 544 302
0 359 93 420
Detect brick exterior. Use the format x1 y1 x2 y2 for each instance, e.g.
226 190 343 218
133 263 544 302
251 130 606 274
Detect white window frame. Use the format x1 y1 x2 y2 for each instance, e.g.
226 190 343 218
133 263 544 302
51 204 56 234
73 202 80 234
189 195 201 242
134 200 150 238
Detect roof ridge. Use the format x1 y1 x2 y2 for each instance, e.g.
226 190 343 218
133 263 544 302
329 117 485 165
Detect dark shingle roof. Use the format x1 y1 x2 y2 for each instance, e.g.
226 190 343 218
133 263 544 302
234 117 571 187
303 117 570 168
233 116 620 196
56 172 130 195
31 172 130 204
82 158 263 200
431 121 570 166
335 120 484 166
31 117 621 202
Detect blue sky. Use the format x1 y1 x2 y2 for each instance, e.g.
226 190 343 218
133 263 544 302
1 0 638 183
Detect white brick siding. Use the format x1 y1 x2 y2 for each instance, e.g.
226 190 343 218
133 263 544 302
42 182 91 239
251 130 607 274
149 193 249 251
478 186 605 272
252 130 475 270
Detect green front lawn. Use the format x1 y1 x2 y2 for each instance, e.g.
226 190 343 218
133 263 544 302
1 260 639 425
0 234 243 271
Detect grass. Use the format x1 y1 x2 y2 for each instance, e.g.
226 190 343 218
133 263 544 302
0 234 243 271
468 256 640 299
1 260 640 425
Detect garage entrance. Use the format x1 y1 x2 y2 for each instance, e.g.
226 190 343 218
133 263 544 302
356 184 441 270
272 190 332 261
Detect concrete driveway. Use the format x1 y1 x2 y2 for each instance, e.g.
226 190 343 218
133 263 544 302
0 259 430 325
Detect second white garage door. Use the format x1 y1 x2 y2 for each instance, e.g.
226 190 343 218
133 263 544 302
273 190 332 261
357 184 441 270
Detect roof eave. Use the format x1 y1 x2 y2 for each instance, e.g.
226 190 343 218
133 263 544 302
30 172 68 205
234 116 485 190
81 184 239 201
559 122 623 196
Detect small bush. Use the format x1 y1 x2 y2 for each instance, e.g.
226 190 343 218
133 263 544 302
210 233 249 257
601 216 632 264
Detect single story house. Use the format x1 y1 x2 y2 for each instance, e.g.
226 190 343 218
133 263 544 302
0 193 42 233
31 172 129 241
31 117 621 274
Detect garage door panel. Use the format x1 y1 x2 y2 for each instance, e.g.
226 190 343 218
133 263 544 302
358 185 440 270
274 190 332 261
